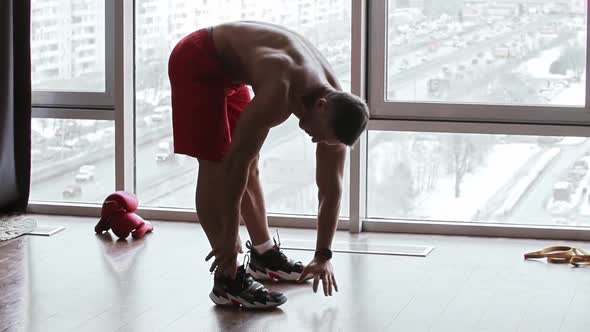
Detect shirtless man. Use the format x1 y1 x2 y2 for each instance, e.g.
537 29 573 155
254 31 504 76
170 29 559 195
168 21 369 309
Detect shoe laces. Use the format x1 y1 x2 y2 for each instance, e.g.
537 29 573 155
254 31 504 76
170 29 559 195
245 230 289 262
235 264 251 287
242 252 250 271
274 229 290 261
273 229 282 248
245 229 284 253
238 252 253 286
236 258 269 296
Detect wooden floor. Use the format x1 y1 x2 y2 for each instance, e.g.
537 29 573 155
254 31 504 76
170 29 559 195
1 215 589 332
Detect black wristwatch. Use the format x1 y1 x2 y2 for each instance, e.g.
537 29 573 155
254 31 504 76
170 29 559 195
315 248 333 260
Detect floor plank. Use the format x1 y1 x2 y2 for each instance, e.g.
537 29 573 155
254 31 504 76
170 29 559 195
1 214 589 332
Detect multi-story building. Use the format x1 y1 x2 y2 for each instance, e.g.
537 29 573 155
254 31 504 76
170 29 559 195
135 0 350 65
135 0 170 65
31 0 105 90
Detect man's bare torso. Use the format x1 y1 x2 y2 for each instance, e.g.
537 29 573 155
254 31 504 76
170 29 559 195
211 21 341 116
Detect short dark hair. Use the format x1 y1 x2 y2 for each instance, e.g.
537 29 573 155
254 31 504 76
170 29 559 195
327 92 369 146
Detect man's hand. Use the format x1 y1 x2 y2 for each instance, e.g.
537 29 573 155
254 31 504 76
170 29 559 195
205 233 243 278
297 257 338 296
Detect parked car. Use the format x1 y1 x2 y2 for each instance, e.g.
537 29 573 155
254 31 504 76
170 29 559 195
62 184 82 198
156 140 174 163
573 159 589 171
153 105 171 114
427 78 451 98
75 164 95 182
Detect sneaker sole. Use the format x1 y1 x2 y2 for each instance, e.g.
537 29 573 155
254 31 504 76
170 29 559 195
209 291 286 309
209 291 238 307
246 266 312 282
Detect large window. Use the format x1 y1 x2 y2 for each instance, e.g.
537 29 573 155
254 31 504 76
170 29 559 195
368 131 590 227
30 119 115 203
366 0 589 229
370 0 589 125
30 0 114 204
135 0 351 216
386 0 586 106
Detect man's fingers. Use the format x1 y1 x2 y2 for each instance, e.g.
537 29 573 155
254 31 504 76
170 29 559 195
297 267 310 282
322 273 329 296
209 257 221 273
332 275 339 292
313 275 320 293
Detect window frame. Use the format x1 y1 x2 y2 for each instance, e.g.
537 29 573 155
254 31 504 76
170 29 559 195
31 0 115 109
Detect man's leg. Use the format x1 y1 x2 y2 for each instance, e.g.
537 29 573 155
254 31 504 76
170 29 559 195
226 86 272 248
241 156 309 281
195 158 239 276
197 158 287 308
240 155 272 246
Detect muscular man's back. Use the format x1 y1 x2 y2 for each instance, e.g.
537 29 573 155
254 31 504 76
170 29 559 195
211 21 341 96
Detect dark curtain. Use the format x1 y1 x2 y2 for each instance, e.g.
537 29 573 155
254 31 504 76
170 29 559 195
0 0 31 213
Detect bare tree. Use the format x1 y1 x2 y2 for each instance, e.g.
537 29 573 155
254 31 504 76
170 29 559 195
550 45 585 77
446 135 491 198
368 137 417 217
410 136 441 193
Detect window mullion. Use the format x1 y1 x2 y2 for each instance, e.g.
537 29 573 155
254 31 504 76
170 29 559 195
113 0 135 193
350 0 368 233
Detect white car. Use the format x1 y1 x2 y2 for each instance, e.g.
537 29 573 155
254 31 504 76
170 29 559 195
156 141 174 163
153 105 171 114
75 165 95 182
141 114 165 126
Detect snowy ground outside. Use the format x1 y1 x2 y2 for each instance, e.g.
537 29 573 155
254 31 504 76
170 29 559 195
412 143 541 221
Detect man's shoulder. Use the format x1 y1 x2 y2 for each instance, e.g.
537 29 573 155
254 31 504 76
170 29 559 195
250 53 301 88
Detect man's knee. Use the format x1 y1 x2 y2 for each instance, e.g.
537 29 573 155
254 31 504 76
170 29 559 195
247 155 260 180
248 164 260 179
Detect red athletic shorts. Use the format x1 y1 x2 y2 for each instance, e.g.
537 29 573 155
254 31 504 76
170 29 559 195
168 28 251 162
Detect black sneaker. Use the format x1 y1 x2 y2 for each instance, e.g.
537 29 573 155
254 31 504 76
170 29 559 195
209 265 287 309
245 239 311 282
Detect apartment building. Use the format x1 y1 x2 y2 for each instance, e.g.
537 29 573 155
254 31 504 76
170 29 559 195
31 0 105 90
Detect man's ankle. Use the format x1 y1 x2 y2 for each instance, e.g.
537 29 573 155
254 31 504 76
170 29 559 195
213 261 240 279
253 239 275 255
214 269 228 279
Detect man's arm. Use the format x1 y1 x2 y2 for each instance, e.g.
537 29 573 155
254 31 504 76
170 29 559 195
296 142 346 295
208 79 290 276
221 81 290 224
315 143 346 251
